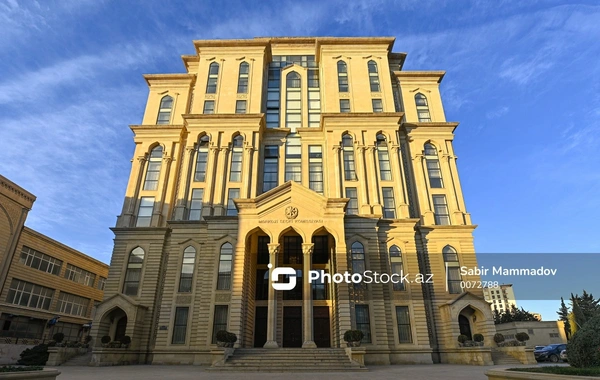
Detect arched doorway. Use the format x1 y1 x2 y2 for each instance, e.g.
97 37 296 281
115 316 127 342
458 314 472 340
96 307 127 346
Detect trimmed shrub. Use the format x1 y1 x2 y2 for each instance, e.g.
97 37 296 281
101 335 111 344
568 315 600 368
494 333 505 344
457 334 469 344
343 330 364 342
121 336 132 346
473 333 484 342
216 330 228 342
515 332 530 342
52 332 65 343
17 344 49 366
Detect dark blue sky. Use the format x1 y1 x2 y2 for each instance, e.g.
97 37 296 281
1 0 599 319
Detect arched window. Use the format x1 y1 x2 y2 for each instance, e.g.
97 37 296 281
376 134 391 181
337 61 348 92
286 72 302 131
217 243 233 290
123 247 144 296
157 96 173 125
443 246 462 294
342 134 357 180
143 146 162 191
229 135 243 182
285 134 301 182
206 62 219 94
194 135 210 182
415 93 431 122
368 60 380 92
237 62 249 93
178 246 196 292
351 242 365 274
424 143 443 188
390 245 404 291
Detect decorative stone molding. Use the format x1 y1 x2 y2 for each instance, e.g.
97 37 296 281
339 92 350 98
301 243 314 256
215 293 231 302
176 295 192 304
205 94 215 100
267 243 280 255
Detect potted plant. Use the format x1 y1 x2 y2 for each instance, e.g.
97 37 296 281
121 335 131 348
493 333 505 345
515 332 529 346
457 334 469 347
52 332 65 347
216 330 237 347
83 335 92 348
473 333 484 346
344 330 364 347
101 335 111 348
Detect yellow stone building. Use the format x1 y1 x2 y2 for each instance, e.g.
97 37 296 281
91 37 496 366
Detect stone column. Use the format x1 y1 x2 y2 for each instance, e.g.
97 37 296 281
212 147 230 216
173 146 195 221
264 243 280 348
242 146 254 198
302 243 316 348
331 146 342 198
355 145 370 214
364 146 381 215
203 146 219 217
118 155 146 227
390 145 410 217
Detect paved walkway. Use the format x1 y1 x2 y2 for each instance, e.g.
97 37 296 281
48 363 550 380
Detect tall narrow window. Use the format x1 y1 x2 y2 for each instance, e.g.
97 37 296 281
396 306 412 343
179 246 196 292
307 70 320 127
312 235 329 264
432 195 450 225
266 64 281 128
156 96 173 125
339 99 350 113
337 61 348 92
415 93 431 122
257 236 269 264
382 187 396 218
203 100 215 114
372 99 383 113
355 305 371 343
376 134 392 181
194 135 210 182
188 189 204 221
346 187 358 215
368 60 380 92
390 246 404 291
143 146 162 190
226 188 239 216
123 247 144 296
136 197 154 227
308 145 323 194
342 134 356 180
424 143 443 188
229 135 243 182
206 62 219 94
212 305 229 343
217 243 233 290
351 242 365 274
172 307 189 344
443 246 462 294
235 100 247 114
286 72 302 131
237 62 249 93
285 134 301 183
263 145 279 192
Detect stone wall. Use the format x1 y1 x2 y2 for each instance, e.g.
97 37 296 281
0 344 33 365
46 347 89 366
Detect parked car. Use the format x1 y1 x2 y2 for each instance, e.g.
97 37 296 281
534 344 567 363
534 345 546 350
560 349 568 362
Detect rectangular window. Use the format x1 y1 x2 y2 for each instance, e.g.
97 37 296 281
235 100 247 114
188 188 204 221
212 305 229 344
206 64 218 94
203 100 215 114
226 189 240 216
143 158 161 191
6 279 54 310
263 145 279 193
392 261 405 291
432 195 450 225
172 307 189 344
255 269 268 300
98 277 106 291
355 305 371 343
372 99 383 113
19 246 62 276
64 264 96 287
444 250 462 294
396 306 412 343
57 292 90 317
340 99 350 113
237 64 249 93
382 187 396 219
283 236 303 265
312 235 328 264
136 197 154 227
229 149 243 182
257 236 269 264
285 137 302 183
308 146 323 194
346 188 358 215
426 160 443 188
311 269 329 300
179 249 196 293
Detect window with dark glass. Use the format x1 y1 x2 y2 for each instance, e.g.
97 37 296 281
257 236 269 264
188 189 203 221
312 235 329 264
56 292 89 317
178 246 196 292
143 146 162 191
229 136 243 182
308 145 323 194
156 95 173 125
217 243 233 290
136 197 154 227
396 306 412 343
443 246 462 294
263 145 279 193
255 269 269 300
433 195 450 225
194 135 210 181
337 61 348 92
424 143 443 188
346 187 358 215
203 100 215 114
368 60 380 92
123 247 144 296
6 279 54 310
307 70 320 127
285 134 301 183
237 62 249 93
311 269 328 300
342 134 357 180
212 305 228 343
340 99 350 113
266 65 280 128
172 307 189 344
286 72 302 130
226 189 239 216
355 305 371 343
283 269 302 300
235 100 247 114
382 187 396 219
376 134 392 181
415 93 431 122
206 62 219 94
283 236 302 265
390 245 404 291
64 264 96 287
372 98 383 112
351 242 365 274
20 247 62 276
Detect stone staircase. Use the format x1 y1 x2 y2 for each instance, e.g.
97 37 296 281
61 351 92 366
491 349 521 365
208 348 367 372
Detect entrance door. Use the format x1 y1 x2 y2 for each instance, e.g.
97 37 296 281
114 316 127 342
458 315 472 340
254 306 268 347
283 306 302 347
313 306 330 347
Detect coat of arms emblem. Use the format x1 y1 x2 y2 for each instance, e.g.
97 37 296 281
285 206 299 219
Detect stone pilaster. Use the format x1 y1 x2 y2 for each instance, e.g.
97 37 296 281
264 243 280 348
301 243 316 348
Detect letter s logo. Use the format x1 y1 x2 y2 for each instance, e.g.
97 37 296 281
271 266 297 291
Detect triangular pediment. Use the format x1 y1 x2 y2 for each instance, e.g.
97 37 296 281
444 291 486 306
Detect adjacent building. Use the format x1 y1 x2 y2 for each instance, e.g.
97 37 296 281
0 175 109 344
91 36 496 366
483 284 517 315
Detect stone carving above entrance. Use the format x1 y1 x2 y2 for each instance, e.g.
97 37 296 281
285 206 299 220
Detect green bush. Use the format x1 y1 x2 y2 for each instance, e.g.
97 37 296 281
343 330 364 342
121 336 132 346
568 315 600 368
457 334 469 344
84 335 92 344
216 330 228 342
0 366 43 373
473 334 484 342
493 333 505 344
101 335 111 344
515 332 530 342
52 332 65 343
17 344 49 366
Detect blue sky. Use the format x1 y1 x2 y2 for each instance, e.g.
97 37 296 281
1 0 599 320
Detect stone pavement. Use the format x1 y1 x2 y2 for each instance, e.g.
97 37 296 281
48 363 550 380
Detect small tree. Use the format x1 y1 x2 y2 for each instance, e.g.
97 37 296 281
493 333 505 344
515 332 530 342
473 334 484 343
17 344 49 366
558 297 572 340
568 315 600 368
52 332 65 343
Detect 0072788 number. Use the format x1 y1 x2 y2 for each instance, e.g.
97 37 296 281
460 280 499 289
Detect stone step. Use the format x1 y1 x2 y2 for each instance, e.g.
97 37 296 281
491 351 521 365
62 352 92 366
